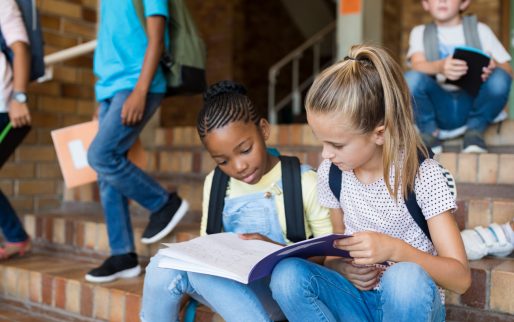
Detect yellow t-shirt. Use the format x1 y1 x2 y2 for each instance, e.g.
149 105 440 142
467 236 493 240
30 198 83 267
200 161 332 244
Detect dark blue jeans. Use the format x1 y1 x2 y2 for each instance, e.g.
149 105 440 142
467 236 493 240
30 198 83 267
87 90 168 255
0 113 28 242
405 68 512 135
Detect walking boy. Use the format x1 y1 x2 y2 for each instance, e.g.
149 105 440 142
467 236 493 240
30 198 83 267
405 0 512 153
85 0 189 283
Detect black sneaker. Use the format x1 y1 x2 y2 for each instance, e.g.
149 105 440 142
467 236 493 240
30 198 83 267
462 130 487 153
85 253 141 283
421 133 443 154
141 193 189 244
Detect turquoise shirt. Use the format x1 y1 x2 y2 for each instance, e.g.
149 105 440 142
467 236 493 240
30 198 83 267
94 0 168 101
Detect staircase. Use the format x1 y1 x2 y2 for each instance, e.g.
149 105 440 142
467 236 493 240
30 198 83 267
0 122 513 321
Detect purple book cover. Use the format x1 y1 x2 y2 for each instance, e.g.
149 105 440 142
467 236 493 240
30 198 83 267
248 234 351 283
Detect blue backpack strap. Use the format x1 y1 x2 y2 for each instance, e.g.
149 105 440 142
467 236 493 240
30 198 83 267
183 298 199 322
279 155 307 242
206 167 229 234
328 149 434 242
328 163 342 202
405 149 433 242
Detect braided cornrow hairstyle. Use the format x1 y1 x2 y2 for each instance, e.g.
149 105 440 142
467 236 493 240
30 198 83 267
197 80 261 139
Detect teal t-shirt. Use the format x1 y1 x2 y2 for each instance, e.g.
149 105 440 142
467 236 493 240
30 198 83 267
94 0 169 101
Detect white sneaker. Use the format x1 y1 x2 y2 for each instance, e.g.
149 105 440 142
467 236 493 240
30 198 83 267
461 223 514 260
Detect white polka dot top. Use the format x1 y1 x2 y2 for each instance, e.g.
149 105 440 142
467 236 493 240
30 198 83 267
317 157 457 301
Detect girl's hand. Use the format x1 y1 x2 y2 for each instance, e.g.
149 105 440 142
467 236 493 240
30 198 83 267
442 57 468 81
334 231 398 265
481 59 496 82
328 257 382 290
8 101 31 127
238 233 284 246
121 90 146 125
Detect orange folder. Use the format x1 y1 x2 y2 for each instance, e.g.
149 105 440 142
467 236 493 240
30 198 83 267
51 120 147 188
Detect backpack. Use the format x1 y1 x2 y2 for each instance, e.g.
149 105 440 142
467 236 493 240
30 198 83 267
328 150 456 242
0 0 45 81
423 15 482 62
206 155 309 243
133 0 207 97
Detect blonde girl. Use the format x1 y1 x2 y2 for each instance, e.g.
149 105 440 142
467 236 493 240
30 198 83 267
270 45 470 322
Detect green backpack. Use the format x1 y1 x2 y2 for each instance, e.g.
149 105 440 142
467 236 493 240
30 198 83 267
133 0 207 96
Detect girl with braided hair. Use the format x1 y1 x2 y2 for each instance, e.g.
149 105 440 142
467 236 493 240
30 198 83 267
141 80 331 322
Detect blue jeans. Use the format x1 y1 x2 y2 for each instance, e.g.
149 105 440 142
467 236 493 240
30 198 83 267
87 90 168 255
0 113 28 243
405 68 511 134
270 259 445 322
141 253 283 322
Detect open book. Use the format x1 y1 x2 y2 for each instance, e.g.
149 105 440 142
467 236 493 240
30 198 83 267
158 232 351 284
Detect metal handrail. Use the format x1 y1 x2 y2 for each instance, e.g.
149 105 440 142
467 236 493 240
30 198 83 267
268 21 336 124
39 39 97 82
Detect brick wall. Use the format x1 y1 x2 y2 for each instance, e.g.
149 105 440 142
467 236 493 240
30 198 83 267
382 0 506 68
0 0 97 215
161 0 306 126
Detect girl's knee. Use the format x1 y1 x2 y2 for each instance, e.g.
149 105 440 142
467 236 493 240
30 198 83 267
270 258 311 295
381 262 435 301
144 256 188 296
404 71 432 92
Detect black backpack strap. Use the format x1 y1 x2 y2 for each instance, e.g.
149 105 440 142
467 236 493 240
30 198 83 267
328 163 342 202
206 167 229 234
279 156 306 242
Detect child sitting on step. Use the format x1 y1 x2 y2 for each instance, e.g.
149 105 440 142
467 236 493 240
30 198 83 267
269 45 470 322
140 80 332 322
405 0 512 154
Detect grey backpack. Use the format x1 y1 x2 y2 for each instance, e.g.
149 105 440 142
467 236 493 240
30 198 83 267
423 15 482 61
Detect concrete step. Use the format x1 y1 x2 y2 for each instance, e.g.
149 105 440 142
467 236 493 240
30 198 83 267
0 252 511 322
22 204 201 262
0 254 217 322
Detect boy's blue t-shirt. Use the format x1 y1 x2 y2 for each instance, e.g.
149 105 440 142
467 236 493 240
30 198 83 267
94 0 169 101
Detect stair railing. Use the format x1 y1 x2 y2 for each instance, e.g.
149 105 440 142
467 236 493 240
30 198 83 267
39 39 97 82
268 21 336 124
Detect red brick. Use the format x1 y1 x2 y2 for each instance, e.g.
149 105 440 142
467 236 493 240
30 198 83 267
461 267 487 308
42 274 53 306
125 293 141 322
80 283 94 317
54 277 66 309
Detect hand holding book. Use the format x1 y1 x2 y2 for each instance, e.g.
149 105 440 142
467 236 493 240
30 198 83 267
445 46 491 96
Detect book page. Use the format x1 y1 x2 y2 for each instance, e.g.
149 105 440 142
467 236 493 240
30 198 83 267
158 233 282 284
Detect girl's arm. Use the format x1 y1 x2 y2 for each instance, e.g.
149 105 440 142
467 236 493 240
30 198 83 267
324 208 382 291
121 15 166 125
8 41 31 128
337 210 471 294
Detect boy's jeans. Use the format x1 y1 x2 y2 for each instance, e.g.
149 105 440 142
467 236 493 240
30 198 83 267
141 253 281 322
405 68 511 135
0 113 28 242
87 90 169 255
270 259 445 322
